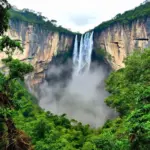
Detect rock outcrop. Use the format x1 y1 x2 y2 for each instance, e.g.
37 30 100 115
0 20 74 87
94 17 150 70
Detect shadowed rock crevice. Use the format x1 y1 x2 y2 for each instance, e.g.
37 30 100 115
134 38 149 41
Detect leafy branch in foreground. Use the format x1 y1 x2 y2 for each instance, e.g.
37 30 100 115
0 0 10 35
0 36 34 150
0 36 23 58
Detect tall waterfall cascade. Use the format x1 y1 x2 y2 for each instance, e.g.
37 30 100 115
73 35 78 66
39 30 117 127
73 31 94 74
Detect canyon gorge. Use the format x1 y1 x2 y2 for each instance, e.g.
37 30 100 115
0 3 150 125
1 1 150 149
0 13 149 88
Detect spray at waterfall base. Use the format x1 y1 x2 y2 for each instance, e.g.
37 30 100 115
39 32 117 127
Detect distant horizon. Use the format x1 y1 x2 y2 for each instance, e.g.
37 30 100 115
8 0 144 33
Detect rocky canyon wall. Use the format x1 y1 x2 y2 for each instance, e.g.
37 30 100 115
94 17 150 70
1 17 150 87
0 20 74 88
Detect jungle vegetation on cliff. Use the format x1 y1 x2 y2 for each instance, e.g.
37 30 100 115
94 1 150 32
11 48 150 150
9 8 74 35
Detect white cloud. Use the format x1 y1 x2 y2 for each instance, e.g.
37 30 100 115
8 0 144 33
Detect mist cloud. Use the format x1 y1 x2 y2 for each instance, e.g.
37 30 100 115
39 62 117 127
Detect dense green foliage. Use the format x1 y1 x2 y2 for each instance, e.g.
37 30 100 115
1 48 150 150
104 49 150 149
0 37 34 149
0 0 10 35
0 5 34 148
0 35 23 56
94 1 150 32
9 8 75 35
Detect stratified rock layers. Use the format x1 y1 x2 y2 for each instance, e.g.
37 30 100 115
1 17 150 87
1 20 74 87
94 18 150 69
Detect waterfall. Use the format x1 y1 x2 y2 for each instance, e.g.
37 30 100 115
78 34 84 73
73 31 94 74
87 31 94 71
40 30 117 126
73 35 78 66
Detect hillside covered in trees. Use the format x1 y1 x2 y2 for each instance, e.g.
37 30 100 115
9 8 75 35
7 48 149 150
94 1 150 33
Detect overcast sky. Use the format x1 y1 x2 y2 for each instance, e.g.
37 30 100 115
8 0 144 33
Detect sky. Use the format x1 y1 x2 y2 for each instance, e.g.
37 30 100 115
8 0 144 33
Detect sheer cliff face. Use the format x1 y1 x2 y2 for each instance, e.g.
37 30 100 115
1 18 150 87
2 20 74 87
94 18 150 70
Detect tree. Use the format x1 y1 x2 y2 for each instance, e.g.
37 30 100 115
0 3 33 148
114 13 122 19
0 36 33 80
143 0 150 4
0 0 10 35
51 19 57 25
0 36 23 57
